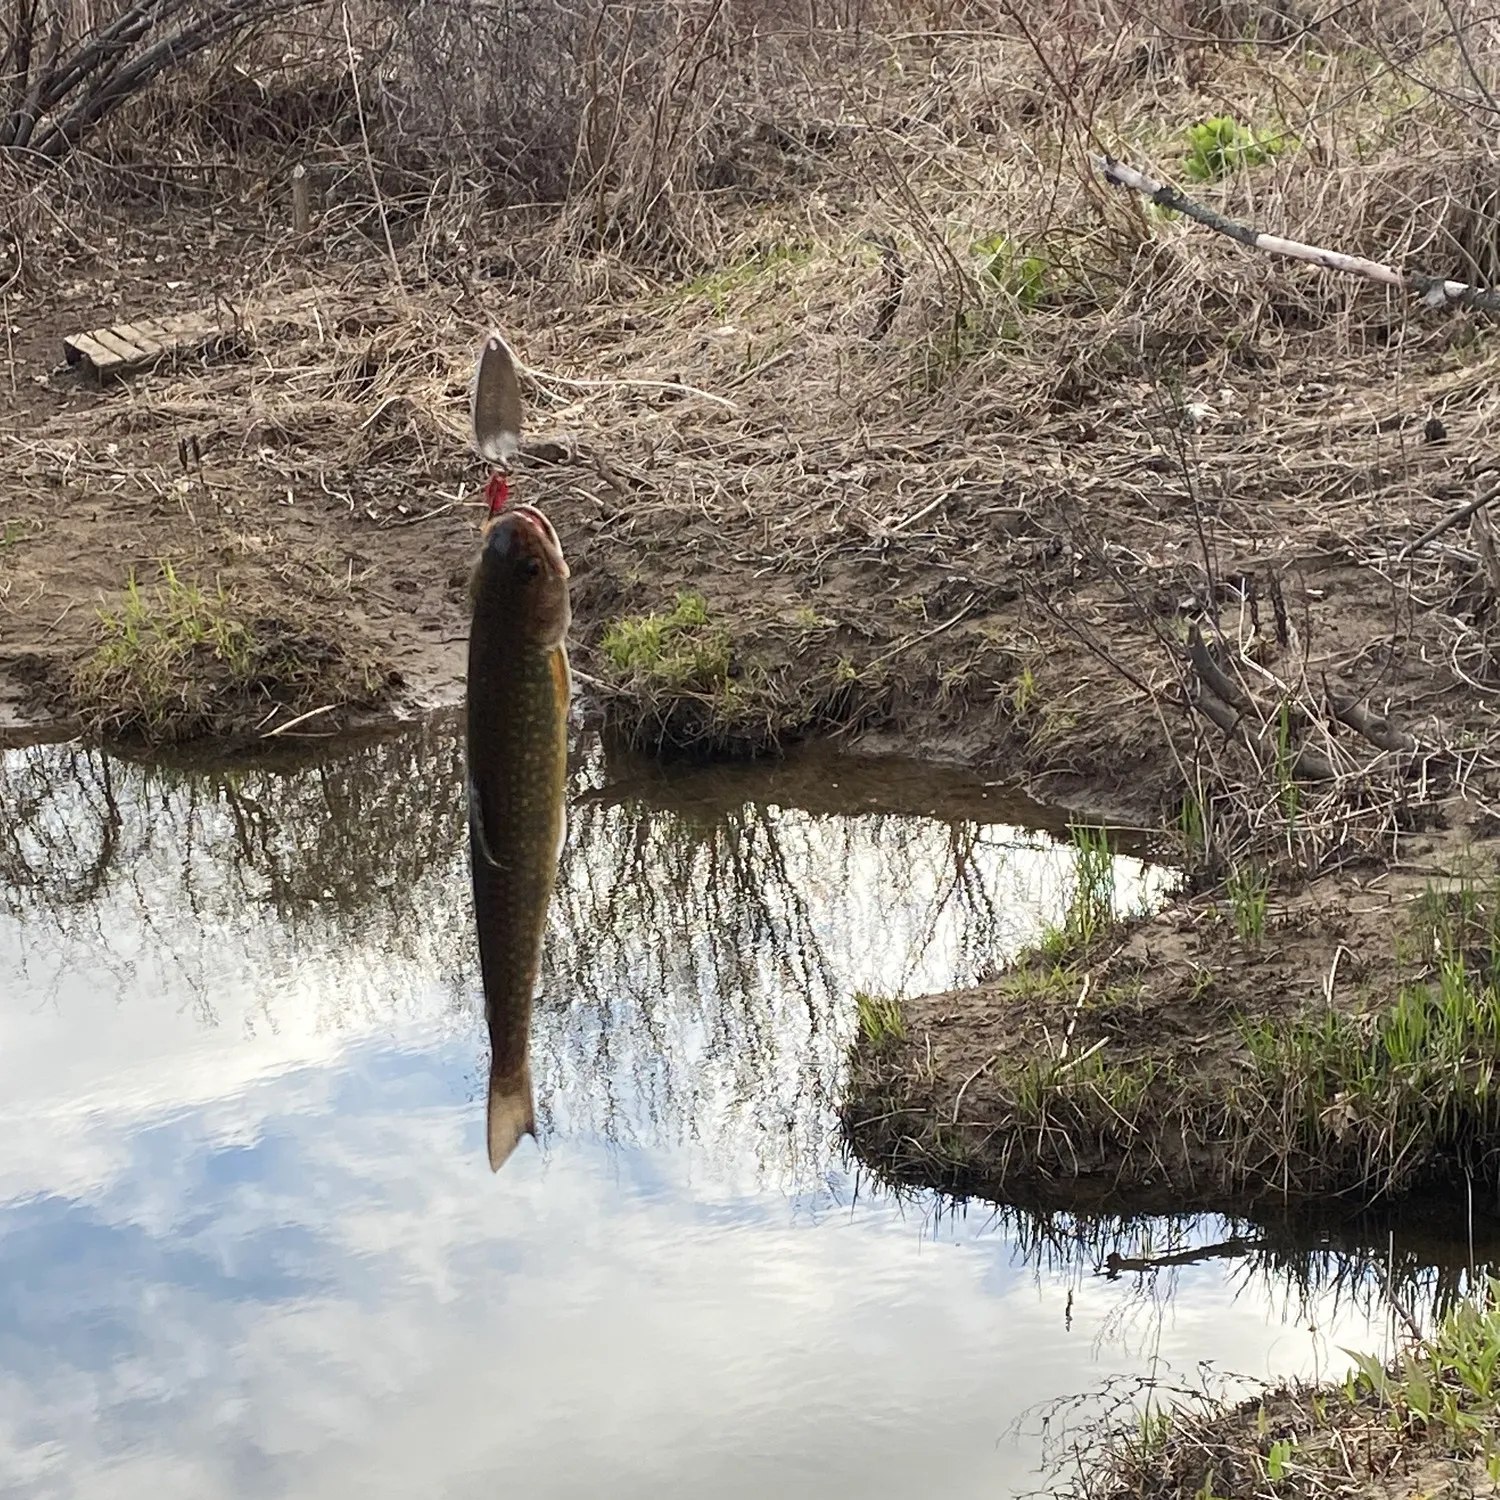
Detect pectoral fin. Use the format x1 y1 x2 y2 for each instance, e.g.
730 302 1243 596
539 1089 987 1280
467 773 501 870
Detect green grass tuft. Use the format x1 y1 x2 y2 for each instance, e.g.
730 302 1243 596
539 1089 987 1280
1226 863 1270 943
600 591 733 691
1239 883 1500 1184
971 233 1050 307
855 991 907 1047
1182 114 1295 181
1035 823 1118 960
72 563 385 743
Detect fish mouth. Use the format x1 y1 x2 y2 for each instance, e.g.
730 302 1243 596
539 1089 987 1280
485 504 570 580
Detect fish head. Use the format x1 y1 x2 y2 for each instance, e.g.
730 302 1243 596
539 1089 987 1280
473 503 571 647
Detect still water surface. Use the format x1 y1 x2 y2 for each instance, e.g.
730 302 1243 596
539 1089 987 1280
0 718 1494 1498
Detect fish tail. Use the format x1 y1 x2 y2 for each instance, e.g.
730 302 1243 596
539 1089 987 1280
486 1056 537 1172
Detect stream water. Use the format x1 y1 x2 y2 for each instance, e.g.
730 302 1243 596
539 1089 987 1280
1 717 1496 1499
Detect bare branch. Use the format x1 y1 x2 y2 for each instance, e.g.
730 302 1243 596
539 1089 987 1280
1325 688 1419 756
1400 473 1500 560
1096 154 1500 318
2 0 316 160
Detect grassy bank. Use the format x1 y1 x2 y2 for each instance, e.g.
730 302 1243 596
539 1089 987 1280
1052 1280 1500 1500
844 836 1500 1211
69 566 391 743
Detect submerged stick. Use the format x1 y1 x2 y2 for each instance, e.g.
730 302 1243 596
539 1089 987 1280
1095 155 1500 316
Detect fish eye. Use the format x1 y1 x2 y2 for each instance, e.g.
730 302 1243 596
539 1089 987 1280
520 557 542 580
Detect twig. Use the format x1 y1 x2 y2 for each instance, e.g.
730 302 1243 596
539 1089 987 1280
725 348 796 390
1373 1236 1426 1345
521 364 737 410
383 499 464 527
341 3 403 293
1058 971 1092 1061
569 667 611 693
1054 1035 1108 1076
1324 944 1351 1007
1399 474 1500 560
864 595 979 669
1096 155 1500 316
951 1052 997 1124
262 703 338 737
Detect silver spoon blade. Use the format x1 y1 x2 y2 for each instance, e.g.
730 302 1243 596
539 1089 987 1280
470 330 523 468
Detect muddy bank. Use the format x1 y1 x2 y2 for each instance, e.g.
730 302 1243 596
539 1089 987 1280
843 822 1500 1214
1045 1281 1500 1500
4 224 1496 813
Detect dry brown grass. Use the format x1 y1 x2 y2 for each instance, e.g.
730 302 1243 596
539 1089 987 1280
8 0 1500 786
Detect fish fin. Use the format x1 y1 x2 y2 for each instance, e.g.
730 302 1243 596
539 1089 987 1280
486 1058 536 1172
467 773 502 870
550 645 573 717
471 331 523 468
549 648 572 867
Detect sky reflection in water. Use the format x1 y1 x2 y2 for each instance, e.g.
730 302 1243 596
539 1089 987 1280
0 722 1483 1498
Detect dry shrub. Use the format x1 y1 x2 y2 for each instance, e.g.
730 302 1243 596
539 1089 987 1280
13 0 889 269
374 0 888 260
0 0 315 159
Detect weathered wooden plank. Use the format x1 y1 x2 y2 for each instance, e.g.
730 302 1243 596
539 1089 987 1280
64 310 242 385
90 328 145 363
114 322 163 357
63 331 123 372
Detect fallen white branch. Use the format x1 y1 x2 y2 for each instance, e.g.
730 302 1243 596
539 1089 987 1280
1095 155 1500 316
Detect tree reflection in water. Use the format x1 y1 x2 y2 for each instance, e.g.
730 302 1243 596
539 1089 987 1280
2 718 1164 1172
15 720 1492 1331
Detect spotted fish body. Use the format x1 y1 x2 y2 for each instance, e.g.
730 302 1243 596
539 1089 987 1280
465 402 571 1168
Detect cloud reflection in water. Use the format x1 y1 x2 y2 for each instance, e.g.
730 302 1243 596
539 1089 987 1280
0 722 1458 1499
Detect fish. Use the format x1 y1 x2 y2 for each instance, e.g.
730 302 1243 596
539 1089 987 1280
465 330 572 1171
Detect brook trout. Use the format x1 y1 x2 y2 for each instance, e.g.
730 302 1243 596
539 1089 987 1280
465 328 571 1172
467 501 572 1170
